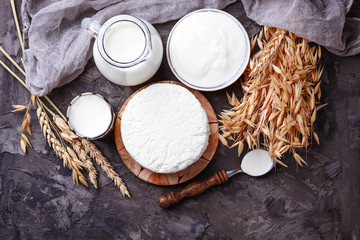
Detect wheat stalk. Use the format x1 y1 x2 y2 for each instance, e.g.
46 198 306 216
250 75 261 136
53 115 98 189
219 27 324 166
2 4 103 190
2 6 131 194
1 50 129 194
4 1 66 120
10 0 23 51
54 115 130 196
36 104 88 187
81 139 131 198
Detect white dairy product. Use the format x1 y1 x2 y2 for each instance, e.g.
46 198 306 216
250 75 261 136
90 15 163 86
241 149 273 177
167 9 250 90
104 21 146 63
67 93 113 139
121 83 210 173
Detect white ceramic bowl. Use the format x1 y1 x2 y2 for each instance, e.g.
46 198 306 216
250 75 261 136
166 9 250 91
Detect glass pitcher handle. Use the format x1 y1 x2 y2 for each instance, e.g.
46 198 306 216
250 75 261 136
81 18 101 37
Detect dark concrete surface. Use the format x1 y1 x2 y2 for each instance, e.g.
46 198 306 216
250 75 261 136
1 1 359 239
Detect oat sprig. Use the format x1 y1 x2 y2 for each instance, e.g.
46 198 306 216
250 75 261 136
219 27 324 166
12 98 33 153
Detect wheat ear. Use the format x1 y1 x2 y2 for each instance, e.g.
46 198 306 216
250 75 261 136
53 115 98 188
81 139 130 198
36 105 88 187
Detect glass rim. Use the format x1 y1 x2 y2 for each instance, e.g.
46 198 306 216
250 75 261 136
97 15 152 69
66 92 115 140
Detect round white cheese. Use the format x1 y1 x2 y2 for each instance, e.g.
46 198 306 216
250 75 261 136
121 83 210 173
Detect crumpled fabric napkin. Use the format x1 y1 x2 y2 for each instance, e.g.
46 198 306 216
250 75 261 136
241 0 360 56
21 0 236 96
21 0 360 96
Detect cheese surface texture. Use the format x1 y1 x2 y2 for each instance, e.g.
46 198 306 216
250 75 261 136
121 83 210 173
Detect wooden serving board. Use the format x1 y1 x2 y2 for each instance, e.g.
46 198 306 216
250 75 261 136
114 80 218 186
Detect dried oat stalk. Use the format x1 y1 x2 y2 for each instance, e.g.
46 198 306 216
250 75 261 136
54 115 98 189
82 139 131 198
12 96 36 153
219 27 325 166
36 105 88 187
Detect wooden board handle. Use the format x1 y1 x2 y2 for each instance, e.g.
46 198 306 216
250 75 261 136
158 170 228 208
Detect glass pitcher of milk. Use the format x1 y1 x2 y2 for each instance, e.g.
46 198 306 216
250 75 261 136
82 15 163 86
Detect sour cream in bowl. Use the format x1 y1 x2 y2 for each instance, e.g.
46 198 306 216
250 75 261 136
166 9 250 91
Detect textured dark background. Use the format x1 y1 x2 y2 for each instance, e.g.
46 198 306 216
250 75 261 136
1 1 359 239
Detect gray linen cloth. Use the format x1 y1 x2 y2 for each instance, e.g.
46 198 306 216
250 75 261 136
21 0 236 96
21 0 360 96
241 0 360 56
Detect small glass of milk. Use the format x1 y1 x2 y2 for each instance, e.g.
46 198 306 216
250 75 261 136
67 93 115 140
82 15 163 86
167 9 250 91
